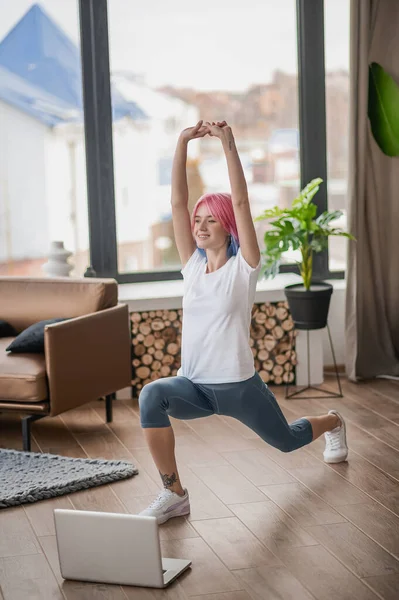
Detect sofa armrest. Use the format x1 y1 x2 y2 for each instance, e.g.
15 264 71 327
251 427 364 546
44 304 131 417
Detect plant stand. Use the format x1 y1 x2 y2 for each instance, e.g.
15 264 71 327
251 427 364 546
285 324 343 399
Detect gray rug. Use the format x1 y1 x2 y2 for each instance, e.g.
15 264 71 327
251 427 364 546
0 449 138 508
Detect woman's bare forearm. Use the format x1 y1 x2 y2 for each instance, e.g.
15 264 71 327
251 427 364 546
221 129 248 206
171 136 189 207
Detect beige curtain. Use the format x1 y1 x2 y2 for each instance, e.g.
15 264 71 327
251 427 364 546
346 0 399 380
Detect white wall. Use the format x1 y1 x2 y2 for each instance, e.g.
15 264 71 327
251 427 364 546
0 100 49 260
0 102 90 265
45 126 89 256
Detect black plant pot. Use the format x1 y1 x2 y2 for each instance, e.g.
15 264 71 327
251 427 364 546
284 282 333 330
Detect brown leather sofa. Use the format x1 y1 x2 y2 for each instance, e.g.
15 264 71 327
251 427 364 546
0 277 131 451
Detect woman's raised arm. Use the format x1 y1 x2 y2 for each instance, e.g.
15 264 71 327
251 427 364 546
171 121 209 266
206 121 260 268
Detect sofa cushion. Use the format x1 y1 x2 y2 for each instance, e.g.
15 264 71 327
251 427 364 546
0 277 118 332
0 338 48 402
6 319 67 354
0 320 17 337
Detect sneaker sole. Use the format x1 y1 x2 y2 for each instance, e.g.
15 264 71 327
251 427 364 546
323 453 348 464
157 503 191 525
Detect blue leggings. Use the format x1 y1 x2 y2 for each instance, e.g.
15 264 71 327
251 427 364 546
139 372 313 453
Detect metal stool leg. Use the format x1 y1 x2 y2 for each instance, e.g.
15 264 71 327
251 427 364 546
286 323 342 399
327 323 343 397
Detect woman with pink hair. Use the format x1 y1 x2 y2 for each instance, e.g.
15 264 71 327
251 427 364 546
138 120 348 524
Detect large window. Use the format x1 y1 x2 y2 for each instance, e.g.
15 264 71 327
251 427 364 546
1 1 349 283
107 0 300 275
0 0 89 277
324 0 350 272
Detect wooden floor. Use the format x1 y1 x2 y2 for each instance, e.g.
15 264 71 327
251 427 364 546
1 377 399 600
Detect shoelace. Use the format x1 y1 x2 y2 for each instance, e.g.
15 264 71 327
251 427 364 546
325 429 342 450
148 489 173 509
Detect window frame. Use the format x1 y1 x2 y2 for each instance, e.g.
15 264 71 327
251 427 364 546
78 0 344 283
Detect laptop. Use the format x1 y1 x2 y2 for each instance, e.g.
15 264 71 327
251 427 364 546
54 508 191 588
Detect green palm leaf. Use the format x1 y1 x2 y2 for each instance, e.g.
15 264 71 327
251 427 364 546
368 62 399 157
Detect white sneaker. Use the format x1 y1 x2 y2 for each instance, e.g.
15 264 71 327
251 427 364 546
139 488 190 524
323 410 348 463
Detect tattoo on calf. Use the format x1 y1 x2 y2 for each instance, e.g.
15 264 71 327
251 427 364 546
159 470 178 488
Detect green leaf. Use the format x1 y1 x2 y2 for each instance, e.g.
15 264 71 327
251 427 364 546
326 230 356 240
254 206 284 221
316 210 343 226
368 62 399 157
294 178 322 203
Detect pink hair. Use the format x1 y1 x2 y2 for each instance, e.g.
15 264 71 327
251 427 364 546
191 193 239 246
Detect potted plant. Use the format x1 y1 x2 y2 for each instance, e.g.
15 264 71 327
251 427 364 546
255 178 355 330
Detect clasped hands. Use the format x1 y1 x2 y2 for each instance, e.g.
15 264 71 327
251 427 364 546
180 120 232 142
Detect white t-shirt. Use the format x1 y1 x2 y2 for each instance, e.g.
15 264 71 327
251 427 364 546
177 248 261 383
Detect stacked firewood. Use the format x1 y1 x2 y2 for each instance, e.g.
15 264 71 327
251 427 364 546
250 302 296 385
131 309 182 394
130 301 296 394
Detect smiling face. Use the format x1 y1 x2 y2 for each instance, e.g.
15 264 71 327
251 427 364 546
193 203 229 251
